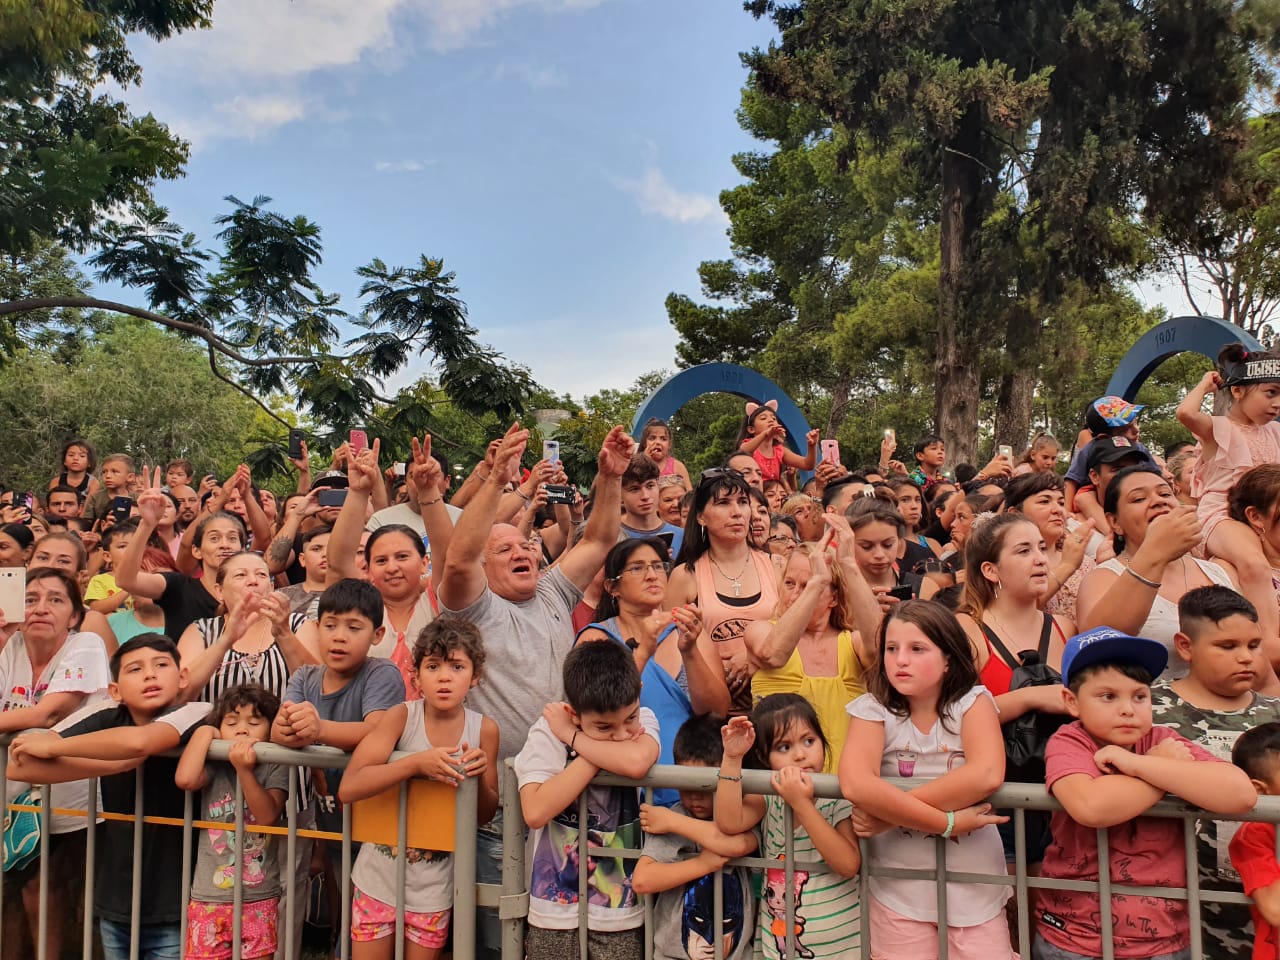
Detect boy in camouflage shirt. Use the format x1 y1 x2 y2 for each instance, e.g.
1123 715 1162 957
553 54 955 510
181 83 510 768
1151 586 1280 959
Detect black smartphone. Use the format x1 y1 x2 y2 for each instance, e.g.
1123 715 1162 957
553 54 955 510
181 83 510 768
318 489 347 508
543 484 575 505
110 496 133 523
16 493 32 525
288 429 304 459
888 584 914 602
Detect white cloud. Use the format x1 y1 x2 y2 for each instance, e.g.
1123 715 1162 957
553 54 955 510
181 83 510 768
374 160 427 173
126 0 610 144
617 168 727 225
492 61 568 89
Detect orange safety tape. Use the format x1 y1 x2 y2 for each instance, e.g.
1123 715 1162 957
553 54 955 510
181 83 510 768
6 803 343 841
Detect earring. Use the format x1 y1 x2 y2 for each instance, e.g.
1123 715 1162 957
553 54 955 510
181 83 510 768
699 523 707 540
994 578 1003 599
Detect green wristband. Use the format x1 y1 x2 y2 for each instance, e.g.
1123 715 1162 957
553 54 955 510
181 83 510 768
941 810 955 839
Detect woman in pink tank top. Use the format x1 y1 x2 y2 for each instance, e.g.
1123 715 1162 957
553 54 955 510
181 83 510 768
667 468 778 712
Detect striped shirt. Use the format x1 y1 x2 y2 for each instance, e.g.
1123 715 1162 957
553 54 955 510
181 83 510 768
759 794 861 959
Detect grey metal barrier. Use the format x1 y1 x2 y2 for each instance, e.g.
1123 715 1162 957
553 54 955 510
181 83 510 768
0 736 477 960
497 761 1280 960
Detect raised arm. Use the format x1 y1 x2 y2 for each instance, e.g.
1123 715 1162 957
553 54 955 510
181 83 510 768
113 488 171 600
439 424 528 610
327 441 381 581
409 435 454 592
746 551 830 669
265 490 316 575
1175 370 1220 448
557 426 633 591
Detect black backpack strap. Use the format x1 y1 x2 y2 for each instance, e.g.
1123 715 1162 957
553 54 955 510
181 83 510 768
1038 615 1054 660
980 622 1021 671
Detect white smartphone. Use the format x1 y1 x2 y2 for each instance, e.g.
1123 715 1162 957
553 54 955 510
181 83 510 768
0 568 24 626
998 444 1014 461
884 427 896 442
542 440 560 465
393 462 406 477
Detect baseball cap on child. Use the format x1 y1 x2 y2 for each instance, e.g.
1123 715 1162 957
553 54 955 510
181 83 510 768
1085 436 1154 473
1085 396 1145 434
1060 626 1168 686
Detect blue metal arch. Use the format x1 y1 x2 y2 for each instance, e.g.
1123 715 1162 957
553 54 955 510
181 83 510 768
1105 315 1261 400
631 363 812 463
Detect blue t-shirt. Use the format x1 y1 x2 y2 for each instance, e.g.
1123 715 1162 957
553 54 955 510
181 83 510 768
621 521 684 560
1065 438 1152 485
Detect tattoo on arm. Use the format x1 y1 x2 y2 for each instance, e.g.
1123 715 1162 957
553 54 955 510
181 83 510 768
267 535 294 568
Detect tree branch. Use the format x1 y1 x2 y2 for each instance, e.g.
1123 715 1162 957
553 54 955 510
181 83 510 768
0 297 347 367
202 344 290 428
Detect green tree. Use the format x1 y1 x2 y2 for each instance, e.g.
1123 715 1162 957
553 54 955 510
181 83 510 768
1 1 210 254
745 0 1267 462
0 317 261 493
0 196 535 432
1155 113 1280 341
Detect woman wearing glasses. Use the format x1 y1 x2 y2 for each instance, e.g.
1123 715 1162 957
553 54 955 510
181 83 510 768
668 468 779 712
577 537 731 804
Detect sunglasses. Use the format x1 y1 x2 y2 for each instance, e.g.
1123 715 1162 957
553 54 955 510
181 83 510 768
700 467 745 482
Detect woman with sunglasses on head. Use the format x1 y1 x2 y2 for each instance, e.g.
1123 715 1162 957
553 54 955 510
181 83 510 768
668 467 779 712
577 537 730 805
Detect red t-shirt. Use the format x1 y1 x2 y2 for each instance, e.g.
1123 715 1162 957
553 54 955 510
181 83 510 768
1231 821 1280 960
1037 721 1221 958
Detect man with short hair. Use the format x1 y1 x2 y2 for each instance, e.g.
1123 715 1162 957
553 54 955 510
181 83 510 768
437 422 634 960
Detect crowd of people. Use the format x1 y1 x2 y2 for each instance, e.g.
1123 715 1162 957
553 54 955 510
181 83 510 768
5 344 1280 960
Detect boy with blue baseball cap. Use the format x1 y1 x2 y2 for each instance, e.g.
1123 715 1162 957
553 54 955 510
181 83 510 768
1033 626 1256 960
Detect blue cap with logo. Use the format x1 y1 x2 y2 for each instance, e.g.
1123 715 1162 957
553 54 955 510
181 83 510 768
1060 626 1168 686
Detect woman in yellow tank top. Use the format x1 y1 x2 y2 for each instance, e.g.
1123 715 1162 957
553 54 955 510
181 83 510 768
745 519 881 771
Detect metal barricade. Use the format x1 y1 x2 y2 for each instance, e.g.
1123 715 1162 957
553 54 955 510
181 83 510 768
497 761 1280 960
0 736 478 960
6 744 1280 960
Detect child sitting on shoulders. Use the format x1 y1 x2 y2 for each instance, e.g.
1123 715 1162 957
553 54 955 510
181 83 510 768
633 714 758 960
176 683 289 960
516 638 660 960
1036 626 1256 960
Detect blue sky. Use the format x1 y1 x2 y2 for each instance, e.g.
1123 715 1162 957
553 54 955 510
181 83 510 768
102 0 780 401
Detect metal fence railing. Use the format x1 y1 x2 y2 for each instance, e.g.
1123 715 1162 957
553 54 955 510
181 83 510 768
0 737 477 960
497 762 1280 960
4 744 1278 960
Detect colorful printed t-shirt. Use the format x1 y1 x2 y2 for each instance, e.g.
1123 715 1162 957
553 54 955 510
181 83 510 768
513 709 659 932
641 803 755 960
189 761 290 903
759 793 860 959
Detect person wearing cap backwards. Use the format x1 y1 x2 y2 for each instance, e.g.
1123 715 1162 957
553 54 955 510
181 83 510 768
1063 397 1151 533
1033 627 1256 960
